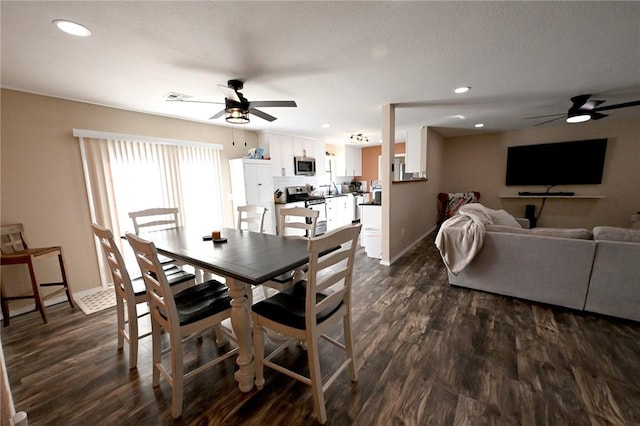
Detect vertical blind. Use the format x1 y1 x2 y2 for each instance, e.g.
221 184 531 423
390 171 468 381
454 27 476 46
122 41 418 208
75 129 224 288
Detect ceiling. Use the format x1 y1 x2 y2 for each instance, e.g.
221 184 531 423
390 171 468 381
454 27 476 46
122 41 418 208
2 2 639 145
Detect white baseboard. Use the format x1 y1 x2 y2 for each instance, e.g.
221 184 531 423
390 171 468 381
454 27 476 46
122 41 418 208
0 294 71 321
388 225 437 265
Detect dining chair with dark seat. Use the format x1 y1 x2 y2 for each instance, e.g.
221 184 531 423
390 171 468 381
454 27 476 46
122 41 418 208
251 223 362 424
265 207 319 292
91 223 196 369
236 204 267 233
126 232 238 418
1 223 74 326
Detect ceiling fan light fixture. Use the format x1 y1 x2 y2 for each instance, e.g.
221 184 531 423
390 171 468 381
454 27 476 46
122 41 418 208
53 19 91 37
566 114 591 124
225 107 249 124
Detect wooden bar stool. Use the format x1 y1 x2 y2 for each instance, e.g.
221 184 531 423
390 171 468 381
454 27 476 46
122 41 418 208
1 224 74 326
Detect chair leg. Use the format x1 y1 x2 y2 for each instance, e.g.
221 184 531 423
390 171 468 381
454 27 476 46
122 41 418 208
57 252 74 308
306 336 327 424
26 258 47 324
126 300 139 369
116 297 126 351
151 321 162 387
344 314 358 382
1 283 10 326
213 324 226 346
171 335 184 418
252 321 265 389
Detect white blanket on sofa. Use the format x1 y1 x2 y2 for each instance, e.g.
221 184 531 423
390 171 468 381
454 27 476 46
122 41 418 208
435 204 521 274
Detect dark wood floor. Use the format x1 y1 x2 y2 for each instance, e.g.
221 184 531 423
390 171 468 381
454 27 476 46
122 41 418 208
3 232 640 425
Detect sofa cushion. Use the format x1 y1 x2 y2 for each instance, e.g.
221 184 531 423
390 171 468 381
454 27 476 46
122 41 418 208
593 226 640 243
486 225 593 240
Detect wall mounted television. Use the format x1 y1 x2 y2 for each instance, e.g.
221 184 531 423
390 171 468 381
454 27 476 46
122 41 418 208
505 138 607 186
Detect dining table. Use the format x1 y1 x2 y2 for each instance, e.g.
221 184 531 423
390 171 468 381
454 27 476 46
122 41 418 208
138 226 310 392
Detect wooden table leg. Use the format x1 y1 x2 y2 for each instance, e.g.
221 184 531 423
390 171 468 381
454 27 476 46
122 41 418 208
226 277 255 392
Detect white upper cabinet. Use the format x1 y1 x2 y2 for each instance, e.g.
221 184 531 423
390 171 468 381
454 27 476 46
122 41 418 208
335 145 362 177
292 137 314 158
259 132 294 177
260 132 324 177
405 127 426 175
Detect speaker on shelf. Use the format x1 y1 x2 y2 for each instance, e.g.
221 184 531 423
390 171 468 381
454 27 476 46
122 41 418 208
525 204 537 228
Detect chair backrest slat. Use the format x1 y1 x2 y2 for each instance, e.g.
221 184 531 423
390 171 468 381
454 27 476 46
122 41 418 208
128 207 179 234
1 224 28 254
237 204 267 233
305 224 361 328
91 223 136 300
126 233 178 333
278 207 318 238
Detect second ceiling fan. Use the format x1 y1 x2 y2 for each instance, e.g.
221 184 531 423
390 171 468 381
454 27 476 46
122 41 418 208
168 79 297 124
526 94 640 126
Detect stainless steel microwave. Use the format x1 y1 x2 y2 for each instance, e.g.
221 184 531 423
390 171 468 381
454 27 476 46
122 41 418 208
294 156 316 176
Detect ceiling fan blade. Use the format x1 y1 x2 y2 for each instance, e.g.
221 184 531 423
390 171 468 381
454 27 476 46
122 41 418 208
217 84 241 103
209 109 226 120
523 113 565 120
594 99 640 112
591 112 608 120
249 100 297 108
534 116 565 126
249 108 277 122
166 99 224 105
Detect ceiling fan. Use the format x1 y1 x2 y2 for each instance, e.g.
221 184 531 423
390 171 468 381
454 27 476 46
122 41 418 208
167 79 297 124
525 94 640 126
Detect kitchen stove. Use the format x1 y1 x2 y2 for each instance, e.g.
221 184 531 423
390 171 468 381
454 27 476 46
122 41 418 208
284 186 327 235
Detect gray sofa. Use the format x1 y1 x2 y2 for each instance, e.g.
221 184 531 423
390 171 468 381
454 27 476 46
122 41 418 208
447 225 640 322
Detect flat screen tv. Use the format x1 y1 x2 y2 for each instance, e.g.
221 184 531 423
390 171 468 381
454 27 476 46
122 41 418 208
505 138 607 186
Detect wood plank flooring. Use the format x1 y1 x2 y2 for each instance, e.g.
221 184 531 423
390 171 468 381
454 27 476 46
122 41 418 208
3 232 640 425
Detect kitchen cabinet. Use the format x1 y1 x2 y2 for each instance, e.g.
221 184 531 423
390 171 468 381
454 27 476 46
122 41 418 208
258 132 294 177
259 132 324 177
229 159 276 234
326 196 352 231
293 137 315 158
405 127 426 175
335 145 362 177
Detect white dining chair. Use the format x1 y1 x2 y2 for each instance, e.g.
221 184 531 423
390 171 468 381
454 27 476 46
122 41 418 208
262 207 320 297
128 207 179 234
126 232 238 418
236 204 267 233
91 223 195 369
252 223 362 424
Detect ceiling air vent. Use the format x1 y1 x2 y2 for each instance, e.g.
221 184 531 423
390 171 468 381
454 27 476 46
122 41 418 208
164 92 192 101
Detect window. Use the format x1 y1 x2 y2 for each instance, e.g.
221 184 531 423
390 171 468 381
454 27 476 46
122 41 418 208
74 129 224 287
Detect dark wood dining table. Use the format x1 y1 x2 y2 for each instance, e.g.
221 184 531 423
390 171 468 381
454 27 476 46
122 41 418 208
138 226 309 392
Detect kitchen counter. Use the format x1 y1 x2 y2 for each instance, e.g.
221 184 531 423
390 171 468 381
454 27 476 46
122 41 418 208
360 202 380 206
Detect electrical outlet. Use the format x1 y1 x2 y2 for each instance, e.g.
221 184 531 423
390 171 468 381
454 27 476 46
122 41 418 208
632 214 639 223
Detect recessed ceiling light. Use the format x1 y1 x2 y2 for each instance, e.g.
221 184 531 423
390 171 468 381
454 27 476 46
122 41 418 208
454 86 471 94
474 123 484 128
566 114 591 124
450 114 466 120
321 123 331 128
53 19 91 37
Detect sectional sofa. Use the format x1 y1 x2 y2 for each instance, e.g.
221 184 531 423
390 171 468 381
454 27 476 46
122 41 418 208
447 225 640 322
